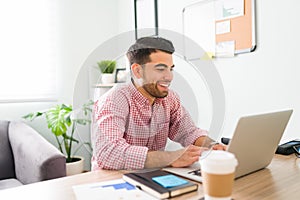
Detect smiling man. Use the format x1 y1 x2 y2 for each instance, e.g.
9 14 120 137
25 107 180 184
91 36 225 170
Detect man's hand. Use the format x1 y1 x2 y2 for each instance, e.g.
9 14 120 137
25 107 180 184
145 143 221 169
212 143 227 150
194 136 227 150
145 145 208 169
170 145 208 168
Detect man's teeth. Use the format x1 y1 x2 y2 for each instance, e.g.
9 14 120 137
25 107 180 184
159 83 169 87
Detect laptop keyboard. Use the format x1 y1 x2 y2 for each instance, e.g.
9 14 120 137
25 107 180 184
188 169 202 176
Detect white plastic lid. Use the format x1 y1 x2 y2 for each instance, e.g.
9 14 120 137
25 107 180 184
199 150 238 174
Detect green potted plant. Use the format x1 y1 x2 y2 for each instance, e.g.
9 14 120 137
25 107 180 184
23 100 93 175
97 60 116 84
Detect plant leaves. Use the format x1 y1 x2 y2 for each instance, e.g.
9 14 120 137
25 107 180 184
22 112 44 121
45 104 72 136
23 101 93 159
97 60 116 73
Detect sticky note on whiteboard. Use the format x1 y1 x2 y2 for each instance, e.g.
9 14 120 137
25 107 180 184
216 20 231 35
201 52 214 60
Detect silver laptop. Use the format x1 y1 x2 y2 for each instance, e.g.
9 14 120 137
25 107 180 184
163 110 293 182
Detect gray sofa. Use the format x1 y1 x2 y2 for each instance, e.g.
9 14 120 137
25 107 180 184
0 120 66 190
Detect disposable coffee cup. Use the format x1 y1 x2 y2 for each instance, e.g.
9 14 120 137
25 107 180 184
200 150 238 200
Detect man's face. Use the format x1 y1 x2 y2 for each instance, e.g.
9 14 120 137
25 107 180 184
141 50 174 98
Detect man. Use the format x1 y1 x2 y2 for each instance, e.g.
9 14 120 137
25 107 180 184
91 36 225 170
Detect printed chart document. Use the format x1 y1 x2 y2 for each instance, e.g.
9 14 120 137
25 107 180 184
215 0 244 20
72 179 156 200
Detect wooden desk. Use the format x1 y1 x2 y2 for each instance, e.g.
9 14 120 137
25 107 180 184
1 154 299 200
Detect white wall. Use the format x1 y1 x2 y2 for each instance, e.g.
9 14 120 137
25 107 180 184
57 0 122 170
57 0 121 103
157 0 300 143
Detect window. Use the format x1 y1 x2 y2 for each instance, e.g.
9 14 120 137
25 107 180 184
0 0 58 102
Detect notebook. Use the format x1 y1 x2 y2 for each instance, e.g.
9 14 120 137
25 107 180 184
163 109 293 182
122 169 198 199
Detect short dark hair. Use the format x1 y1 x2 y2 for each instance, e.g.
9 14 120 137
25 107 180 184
126 36 175 66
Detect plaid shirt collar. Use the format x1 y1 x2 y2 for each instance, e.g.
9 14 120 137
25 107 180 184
128 80 165 107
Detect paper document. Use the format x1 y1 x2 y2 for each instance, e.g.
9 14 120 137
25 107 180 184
73 179 156 200
215 40 235 57
215 0 244 20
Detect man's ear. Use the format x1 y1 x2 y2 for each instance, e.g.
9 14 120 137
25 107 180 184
131 63 143 79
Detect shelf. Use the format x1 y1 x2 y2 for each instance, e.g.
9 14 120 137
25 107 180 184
93 83 116 88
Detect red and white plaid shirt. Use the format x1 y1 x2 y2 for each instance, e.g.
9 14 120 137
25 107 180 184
91 81 207 170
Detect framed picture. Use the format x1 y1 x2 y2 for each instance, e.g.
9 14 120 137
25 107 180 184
115 68 128 83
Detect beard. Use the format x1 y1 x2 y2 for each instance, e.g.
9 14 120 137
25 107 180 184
142 82 169 98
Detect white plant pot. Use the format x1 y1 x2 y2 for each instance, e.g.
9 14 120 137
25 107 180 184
66 156 84 176
101 73 115 84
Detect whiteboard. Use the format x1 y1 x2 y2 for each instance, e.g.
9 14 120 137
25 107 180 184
183 0 256 59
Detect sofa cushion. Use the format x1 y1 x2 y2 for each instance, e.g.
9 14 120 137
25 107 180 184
0 178 23 190
0 121 16 180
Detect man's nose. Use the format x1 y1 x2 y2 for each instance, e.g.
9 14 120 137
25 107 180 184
163 69 173 80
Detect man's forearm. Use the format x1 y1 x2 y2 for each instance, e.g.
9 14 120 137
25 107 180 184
144 149 185 168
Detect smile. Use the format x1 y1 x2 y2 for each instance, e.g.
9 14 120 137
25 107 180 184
158 82 170 88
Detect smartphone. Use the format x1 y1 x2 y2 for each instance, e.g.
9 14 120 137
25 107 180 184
293 144 300 155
